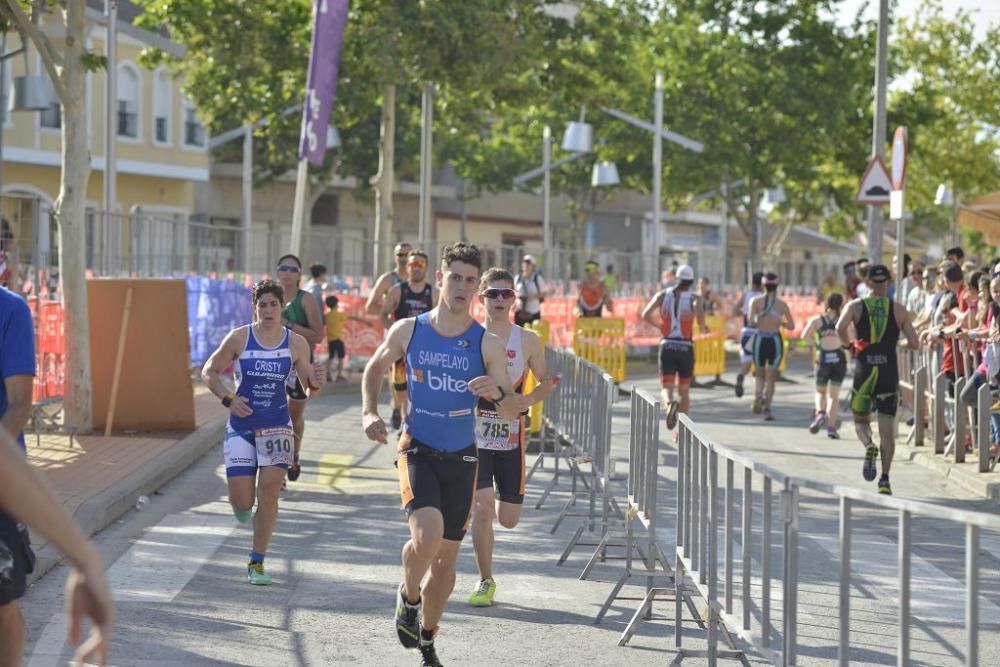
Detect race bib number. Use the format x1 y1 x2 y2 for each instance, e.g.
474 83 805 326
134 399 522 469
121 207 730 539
255 425 293 466
822 350 841 364
476 413 520 451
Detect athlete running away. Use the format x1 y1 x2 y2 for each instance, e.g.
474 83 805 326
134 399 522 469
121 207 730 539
837 264 919 495
468 268 556 608
641 264 708 432
366 242 413 429
747 273 794 420
203 280 325 584
801 293 848 438
735 272 765 398
361 243 522 667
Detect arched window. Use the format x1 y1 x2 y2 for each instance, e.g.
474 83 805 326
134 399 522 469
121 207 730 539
117 63 141 139
182 97 205 147
153 68 171 144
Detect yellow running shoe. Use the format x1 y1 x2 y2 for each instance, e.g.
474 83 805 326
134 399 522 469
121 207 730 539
468 578 496 607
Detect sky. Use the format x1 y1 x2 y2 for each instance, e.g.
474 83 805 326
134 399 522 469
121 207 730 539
836 0 1000 37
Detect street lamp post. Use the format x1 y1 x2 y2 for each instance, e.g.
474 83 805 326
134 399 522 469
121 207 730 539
867 0 890 263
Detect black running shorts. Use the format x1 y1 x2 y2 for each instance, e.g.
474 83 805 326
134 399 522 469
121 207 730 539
752 332 784 370
0 510 34 606
476 446 526 505
397 435 478 541
851 353 898 418
327 339 346 359
659 339 694 386
815 349 847 387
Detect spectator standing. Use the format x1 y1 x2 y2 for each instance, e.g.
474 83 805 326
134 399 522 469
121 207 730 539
0 218 16 291
844 261 861 299
514 255 547 326
907 266 937 319
577 260 613 317
602 264 620 293
0 285 38 664
856 263 872 299
304 264 327 313
696 276 722 317
325 295 348 383
946 246 965 264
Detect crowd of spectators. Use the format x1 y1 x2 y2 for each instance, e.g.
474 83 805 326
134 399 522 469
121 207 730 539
897 246 1000 459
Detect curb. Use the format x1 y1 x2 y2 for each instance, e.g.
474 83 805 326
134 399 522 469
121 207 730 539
895 442 1000 501
28 415 227 585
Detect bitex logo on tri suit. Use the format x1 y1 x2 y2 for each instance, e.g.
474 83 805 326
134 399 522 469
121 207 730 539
410 368 469 393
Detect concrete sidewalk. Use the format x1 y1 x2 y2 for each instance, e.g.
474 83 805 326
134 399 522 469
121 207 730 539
25 386 226 583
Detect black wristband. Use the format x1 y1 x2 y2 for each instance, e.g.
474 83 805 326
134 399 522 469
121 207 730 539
221 394 233 408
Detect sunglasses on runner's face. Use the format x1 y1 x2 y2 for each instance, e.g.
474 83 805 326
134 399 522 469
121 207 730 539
408 259 427 269
482 288 516 300
277 264 300 273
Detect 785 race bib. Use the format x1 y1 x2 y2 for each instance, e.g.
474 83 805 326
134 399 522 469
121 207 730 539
476 411 520 451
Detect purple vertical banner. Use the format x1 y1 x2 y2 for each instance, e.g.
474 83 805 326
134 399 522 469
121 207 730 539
299 0 350 165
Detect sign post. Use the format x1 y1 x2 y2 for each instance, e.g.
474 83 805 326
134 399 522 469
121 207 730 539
890 126 907 304
289 0 349 257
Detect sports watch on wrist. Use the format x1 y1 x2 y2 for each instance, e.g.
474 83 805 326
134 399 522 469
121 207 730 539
221 393 235 408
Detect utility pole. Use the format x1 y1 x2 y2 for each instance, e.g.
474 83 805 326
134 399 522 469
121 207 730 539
867 0 889 263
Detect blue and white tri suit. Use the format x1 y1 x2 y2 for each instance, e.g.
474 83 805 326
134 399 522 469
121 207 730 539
224 326 296 477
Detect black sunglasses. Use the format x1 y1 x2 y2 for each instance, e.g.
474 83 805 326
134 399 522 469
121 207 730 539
277 264 300 273
482 288 516 300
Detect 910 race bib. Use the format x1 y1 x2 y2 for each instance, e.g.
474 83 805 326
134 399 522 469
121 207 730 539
255 425 294 466
476 411 520 451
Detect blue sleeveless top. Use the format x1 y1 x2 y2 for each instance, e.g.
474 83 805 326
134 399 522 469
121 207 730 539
230 326 295 433
403 312 487 452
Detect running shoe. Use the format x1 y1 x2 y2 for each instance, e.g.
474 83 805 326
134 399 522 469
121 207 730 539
468 578 497 607
419 641 443 666
391 408 402 430
233 508 252 524
247 561 272 586
752 397 762 414
878 476 892 495
665 401 680 430
763 408 774 421
827 426 840 440
735 373 745 398
808 412 826 434
862 444 879 482
396 583 421 648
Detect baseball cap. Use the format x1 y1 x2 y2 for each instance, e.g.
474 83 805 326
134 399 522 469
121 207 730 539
522 254 536 264
763 272 780 286
867 264 891 283
677 264 694 281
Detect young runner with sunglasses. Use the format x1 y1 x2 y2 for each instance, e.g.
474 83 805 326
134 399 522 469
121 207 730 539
381 251 439 430
468 269 556 608
274 254 324 482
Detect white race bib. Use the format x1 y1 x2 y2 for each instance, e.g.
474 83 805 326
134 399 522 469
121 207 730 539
476 412 520 451
255 425 294 467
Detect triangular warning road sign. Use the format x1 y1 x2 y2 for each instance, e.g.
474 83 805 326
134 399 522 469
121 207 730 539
855 156 891 206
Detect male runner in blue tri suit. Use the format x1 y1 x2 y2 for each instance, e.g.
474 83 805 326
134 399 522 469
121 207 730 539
203 280 324 585
362 243 521 667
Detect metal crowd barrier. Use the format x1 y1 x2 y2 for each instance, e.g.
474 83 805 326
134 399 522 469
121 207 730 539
529 347 622 567
588 388 672 624
573 317 627 382
897 341 996 472
674 413 1000 666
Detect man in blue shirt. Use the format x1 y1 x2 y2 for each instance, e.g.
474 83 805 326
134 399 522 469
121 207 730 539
0 285 37 663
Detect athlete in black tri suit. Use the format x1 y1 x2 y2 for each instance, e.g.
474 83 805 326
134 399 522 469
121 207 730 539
747 273 795 420
381 250 439 430
275 254 324 482
367 242 413 428
362 243 518 667
837 264 919 495
801 293 848 439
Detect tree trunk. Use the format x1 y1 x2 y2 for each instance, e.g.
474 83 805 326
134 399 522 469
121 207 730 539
58 1 93 432
370 83 395 275
747 186 760 276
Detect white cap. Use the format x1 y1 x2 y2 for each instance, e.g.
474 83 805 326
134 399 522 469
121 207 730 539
522 254 536 264
677 264 695 281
